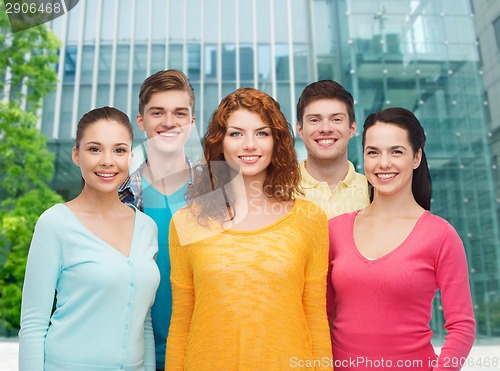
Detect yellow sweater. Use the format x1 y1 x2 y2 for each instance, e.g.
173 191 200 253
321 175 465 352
166 198 332 370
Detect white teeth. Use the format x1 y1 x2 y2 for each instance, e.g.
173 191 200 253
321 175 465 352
377 173 396 179
159 132 179 137
240 156 259 161
96 173 116 178
317 139 335 145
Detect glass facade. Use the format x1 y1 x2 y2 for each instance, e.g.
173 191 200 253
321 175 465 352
41 0 499 338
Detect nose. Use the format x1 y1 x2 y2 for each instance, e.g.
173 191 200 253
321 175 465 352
379 153 391 168
160 112 175 128
242 135 256 151
99 150 114 166
318 119 334 133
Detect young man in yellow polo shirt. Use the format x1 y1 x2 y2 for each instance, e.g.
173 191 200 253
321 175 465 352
296 80 370 218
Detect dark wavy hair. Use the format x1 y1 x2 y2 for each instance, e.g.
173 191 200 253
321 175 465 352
362 107 431 210
186 87 301 223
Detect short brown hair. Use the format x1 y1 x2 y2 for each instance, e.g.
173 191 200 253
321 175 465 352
138 69 195 115
296 80 355 125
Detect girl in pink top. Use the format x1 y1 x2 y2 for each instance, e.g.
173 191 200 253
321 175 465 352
327 107 475 370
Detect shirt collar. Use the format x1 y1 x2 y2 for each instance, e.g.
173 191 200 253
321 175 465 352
299 160 359 189
341 161 359 187
299 160 320 189
118 163 145 206
120 156 194 193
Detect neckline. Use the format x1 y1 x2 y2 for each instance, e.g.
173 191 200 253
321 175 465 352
60 203 138 258
300 159 354 189
142 156 194 186
223 199 298 235
142 175 189 201
351 210 429 263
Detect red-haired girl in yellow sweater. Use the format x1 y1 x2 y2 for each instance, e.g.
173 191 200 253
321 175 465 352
167 88 332 370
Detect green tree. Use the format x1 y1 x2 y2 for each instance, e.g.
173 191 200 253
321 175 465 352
0 3 62 331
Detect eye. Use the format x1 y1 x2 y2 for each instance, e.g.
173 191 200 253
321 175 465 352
89 146 100 153
366 150 378 156
257 131 270 137
115 147 128 154
228 131 242 137
176 111 188 117
309 117 320 123
392 150 403 155
151 111 162 117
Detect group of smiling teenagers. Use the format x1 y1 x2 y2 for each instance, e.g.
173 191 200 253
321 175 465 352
18 69 475 371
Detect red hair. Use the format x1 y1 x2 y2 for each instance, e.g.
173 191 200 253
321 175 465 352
186 88 301 223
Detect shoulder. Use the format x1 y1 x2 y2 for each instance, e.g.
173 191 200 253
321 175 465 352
171 206 224 246
119 163 145 197
130 205 158 231
171 205 193 224
352 171 367 183
418 211 458 237
298 160 318 188
349 165 368 185
171 205 215 231
422 211 451 224
328 211 356 228
425 212 463 244
293 198 327 221
35 203 68 227
31 204 69 245
417 214 469 269
130 161 146 179
120 165 142 190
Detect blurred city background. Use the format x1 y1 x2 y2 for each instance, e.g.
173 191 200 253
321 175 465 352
1 0 500 366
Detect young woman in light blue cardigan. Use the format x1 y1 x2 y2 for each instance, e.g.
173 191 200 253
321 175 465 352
19 107 160 370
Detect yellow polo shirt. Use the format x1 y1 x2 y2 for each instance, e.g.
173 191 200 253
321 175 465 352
298 160 370 219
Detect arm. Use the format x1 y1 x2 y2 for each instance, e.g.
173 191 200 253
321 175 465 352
326 223 334 339
434 224 476 371
143 308 155 371
166 217 195 371
302 211 333 369
18 209 63 371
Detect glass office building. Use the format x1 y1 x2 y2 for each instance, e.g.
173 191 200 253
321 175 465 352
40 0 499 338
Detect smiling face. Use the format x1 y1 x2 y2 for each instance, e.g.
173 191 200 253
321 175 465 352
363 122 422 199
72 119 133 194
137 89 195 156
297 98 356 163
222 109 274 182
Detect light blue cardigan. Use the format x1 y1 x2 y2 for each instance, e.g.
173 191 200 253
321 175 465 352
19 204 160 370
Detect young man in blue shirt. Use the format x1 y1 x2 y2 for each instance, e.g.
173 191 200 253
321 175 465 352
119 69 196 371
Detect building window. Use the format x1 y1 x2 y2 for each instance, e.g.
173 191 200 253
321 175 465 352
493 16 500 49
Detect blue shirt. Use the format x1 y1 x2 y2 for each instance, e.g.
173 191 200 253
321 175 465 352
19 204 160 370
142 177 189 370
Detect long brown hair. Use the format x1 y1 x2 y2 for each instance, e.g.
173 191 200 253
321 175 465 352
362 107 431 210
